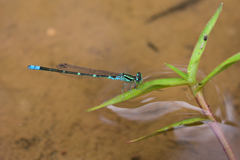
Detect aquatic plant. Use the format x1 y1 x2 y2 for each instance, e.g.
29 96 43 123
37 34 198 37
87 3 239 160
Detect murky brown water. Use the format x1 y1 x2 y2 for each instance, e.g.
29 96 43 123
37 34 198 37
1 0 240 160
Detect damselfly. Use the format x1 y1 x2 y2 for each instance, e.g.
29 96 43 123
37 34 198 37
28 63 143 91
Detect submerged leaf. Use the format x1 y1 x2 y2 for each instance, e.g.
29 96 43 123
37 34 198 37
86 78 191 112
127 117 211 143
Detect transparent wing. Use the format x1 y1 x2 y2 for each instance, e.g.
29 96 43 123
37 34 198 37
56 63 120 76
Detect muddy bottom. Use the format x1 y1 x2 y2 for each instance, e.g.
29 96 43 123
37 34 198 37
0 0 240 160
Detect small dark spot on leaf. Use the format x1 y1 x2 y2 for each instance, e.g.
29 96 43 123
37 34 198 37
204 35 208 41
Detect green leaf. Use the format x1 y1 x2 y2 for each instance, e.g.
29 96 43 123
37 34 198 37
195 52 240 93
165 63 188 80
127 117 211 143
188 3 223 82
86 78 192 112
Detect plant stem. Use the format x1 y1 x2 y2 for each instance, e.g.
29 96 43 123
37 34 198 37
194 91 236 160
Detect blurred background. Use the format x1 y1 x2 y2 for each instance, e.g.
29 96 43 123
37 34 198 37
0 0 240 159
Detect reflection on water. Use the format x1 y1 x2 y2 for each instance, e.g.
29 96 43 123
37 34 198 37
106 101 202 122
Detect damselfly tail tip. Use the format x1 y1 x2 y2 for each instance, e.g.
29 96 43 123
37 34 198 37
28 65 40 70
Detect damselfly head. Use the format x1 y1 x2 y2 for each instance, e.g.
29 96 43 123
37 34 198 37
136 72 143 84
